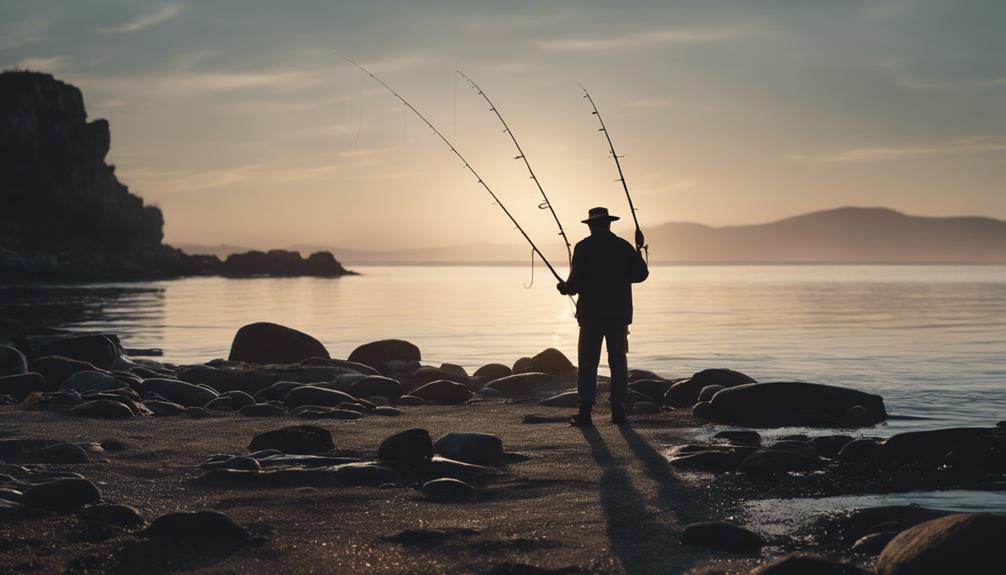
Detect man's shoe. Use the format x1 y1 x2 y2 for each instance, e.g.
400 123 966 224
570 405 594 427
611 402 628 424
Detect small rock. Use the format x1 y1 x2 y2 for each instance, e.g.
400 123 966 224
378 428 433 465
697 384 725 403
79 503 146 528
372 406 402 417
628 379 672 402
204 396 238 411
408 380 474 405
41 335 118 371
293 406 363 420
348 339 421 374
484 372 557 397
539 391 581 408
680 521 764 553
144 400 186 416
145 510 250 544
421 477 476 502
248 425 334 454
239 403 285 417
737 448 825 474
62 370 126 394
346 376 404 400
668 451 742 472
714 430 762 447
34 442 91 464
201 456 261 471
69 399 134 419
23 478 101 512
632 401 660 414
519 348 575 376
396 395 425 406
284 385 358 408
474 363 511 380
439 363 469 378
837 439 884 463
664 368 756 407
433 432 504 467
142 378 219 407
228 322 329 364
0 372 45 401
185 406 210 418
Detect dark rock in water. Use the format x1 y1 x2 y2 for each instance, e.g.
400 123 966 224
629 379 672 402
714 430 762 447
145 510 250 544
378 428 433 465
668 450 742 472
811 435 855 459
680 521 764 553
433 432 504 467
699 381 886 427
664 368 756 407
0 345 28 377
484 372 558 397
738 448 825 474
0 372 45 401
538 391 580 408
691 401 715 419
142 378 218 407
30 356 100 390
222 249 350 278
239 403 285 417
421 477 476 502
851 531 898 555
61 370 126 394
439 363 468 378
249 425 334 454
396 395 425 406
347 376 404 400
285 386 358 408
144 400 186 416
844 405 878 426
750 554 868 574
474 363 512 380
228 322 330 364
837 439 885 463
348 339 421 374
882 427 1000 464
517 348 575 376
79 503 146 530
34 442 91 464
408 380 474 405
697 384 725 403
23 478 101 512
68 399 133 419
40 335 118 371
877 513 1006 575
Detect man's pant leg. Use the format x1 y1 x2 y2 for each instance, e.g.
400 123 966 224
605 324 628 405
577 325 604 405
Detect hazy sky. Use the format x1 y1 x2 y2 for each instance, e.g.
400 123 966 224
3 0 1004 253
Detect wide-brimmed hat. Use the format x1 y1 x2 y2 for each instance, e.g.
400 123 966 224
581 206 620 224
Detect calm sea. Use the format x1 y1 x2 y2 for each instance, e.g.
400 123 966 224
2 265 1004 436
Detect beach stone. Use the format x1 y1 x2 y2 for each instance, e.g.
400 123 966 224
202 456 261 471
633 401 660 414
0 372 45 401
220 390 255 408
512 357 532 373
882 427 999 464
838 439 885 463
692 401 715 419
539 391 581 408
253 380 304 402
474 363 511 380
767 440 818 458
421 477 476 502
378 428 433 465
664 368 756 407
738 448 825 474
23 478 101 512
186 406 211 418
367 395 390 406
228 322 329 364
348 339 421 374
79 503 146 529
293 406 363 420
703 381 887 427
204 396 239 411
329 461 400 485
629 379 672 402
239 403 285 417
669 450 742 472
421 456 496 482
0 345 28 377
249 425 334 454
439 363 468 378
517 348 575 376
145 400 186 416
714 430 762 447
69 399 134 419
284 386 357 408
698 384 725 403
750 554 867 574
484 372 556 397
408 380 474 405
41 335 118 371
811 435 855 459
145 510 250 544
396 395 425 406
142 378 218 407
844 405 879 426
401 366 470 391
434 432 504 467
680 521 765 553
346 376 404 400
851 531 898 555
626 389 653 406
33 442 91 464
61 370 126 394
30 356 100 390
372 406 402 417
877 513 1006 575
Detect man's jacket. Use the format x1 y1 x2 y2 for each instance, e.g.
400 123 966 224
564 231 649 326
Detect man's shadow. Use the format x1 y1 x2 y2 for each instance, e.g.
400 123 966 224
578 424 704 575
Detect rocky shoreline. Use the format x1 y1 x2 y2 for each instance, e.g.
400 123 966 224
0 323 1003 574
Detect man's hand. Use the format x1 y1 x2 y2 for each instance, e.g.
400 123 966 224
635 229 645 251
556 281 569 295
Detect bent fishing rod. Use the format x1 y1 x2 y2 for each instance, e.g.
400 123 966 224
456 71 573 267
347 59 564 283
579 84 648 259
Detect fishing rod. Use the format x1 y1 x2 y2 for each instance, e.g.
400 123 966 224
456 71 573 267
579 84 648 259
347 59 564 283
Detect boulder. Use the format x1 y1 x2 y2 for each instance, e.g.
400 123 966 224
484 372 557 397
396 395 425 406
663 368 756 407
23 478 101 512
680 521 764 553
142 378 218 407
346 376 404 400
750 555 868 574
433 432 504 467
851 531 898 555
248 425 334 454
284 386 358 408
628 369 664 382
378 428 433 465
348 339 421 374
220 390 255 408
697 384 725 403
0 372 45 401
69 399 134 419
877 513 1006 575
421 478 476 502
474 363 511 380
408 380 474 405
33 442 91 464
517 348 575 376
145 400 186 416
882 427 1000 464
40 334 118 370
79 503 147 529
61 370 126 394
0 345 28 377
30 355 101 390
700 381 886 427
145 510 250 544
227 322 329 364
400 366 470 391
629 379 672 402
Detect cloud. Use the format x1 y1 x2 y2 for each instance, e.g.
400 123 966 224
14 56 66 72
537 27 748 52
0 18 48 51
105 3 181 34
791 138 1006 163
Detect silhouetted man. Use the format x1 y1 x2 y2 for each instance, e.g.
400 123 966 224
557 207 648 426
